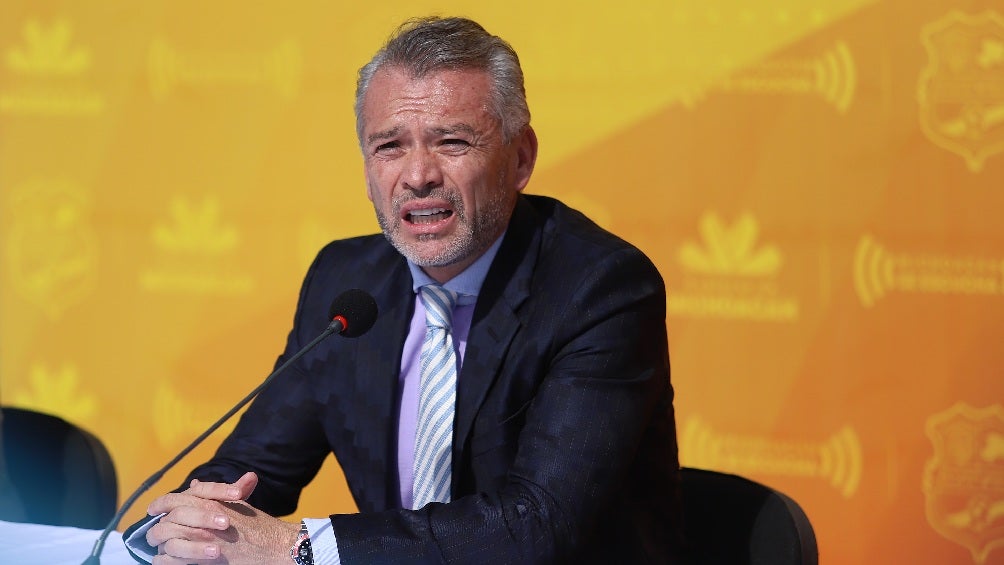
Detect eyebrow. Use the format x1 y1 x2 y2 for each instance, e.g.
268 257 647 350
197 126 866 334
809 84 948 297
432 123 477 137
366 126 403 146
366 123 478 146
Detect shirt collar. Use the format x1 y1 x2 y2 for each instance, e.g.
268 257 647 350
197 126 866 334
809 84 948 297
408 232 505 305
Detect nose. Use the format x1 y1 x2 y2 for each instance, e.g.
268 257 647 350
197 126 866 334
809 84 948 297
401 147 443 194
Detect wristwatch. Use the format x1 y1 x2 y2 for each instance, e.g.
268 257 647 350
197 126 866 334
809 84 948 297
290 521 314 565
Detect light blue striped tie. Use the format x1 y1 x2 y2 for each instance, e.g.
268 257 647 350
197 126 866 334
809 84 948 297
412 284 460 509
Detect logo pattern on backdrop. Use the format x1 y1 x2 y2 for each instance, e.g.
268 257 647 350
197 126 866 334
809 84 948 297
140 195 254 295
151 381 237 448
924 403 1004 564
148 38 302 101
5 179 98 318
682 416 863 498
0 18 104 115
9 363 96 425
668 211 800 321
676 40 856 114
919 11 1004 172
853 234 1003 307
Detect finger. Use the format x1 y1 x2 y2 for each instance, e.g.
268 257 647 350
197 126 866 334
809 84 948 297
169 505 231 531
146 516 225 548
150 541 221 561
161 538 222 562
148 492 195 516
230 471 258 501
147 523 213 550
146 508 231 547
148 492 223 516
186 477 246 502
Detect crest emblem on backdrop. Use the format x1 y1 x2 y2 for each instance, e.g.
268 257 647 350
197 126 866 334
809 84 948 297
918 11 1004 173
923 403 1004 564
5 179 97 318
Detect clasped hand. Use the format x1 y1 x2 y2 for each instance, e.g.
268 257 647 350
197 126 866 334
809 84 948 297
145 471 299 564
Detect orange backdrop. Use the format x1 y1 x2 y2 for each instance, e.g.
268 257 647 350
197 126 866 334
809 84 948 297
2 1 1003 563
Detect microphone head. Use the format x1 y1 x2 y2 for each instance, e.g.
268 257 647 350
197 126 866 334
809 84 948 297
328 289 378 337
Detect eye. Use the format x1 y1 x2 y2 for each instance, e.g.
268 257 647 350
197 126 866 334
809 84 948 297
373 141 401 155
440 138 471 152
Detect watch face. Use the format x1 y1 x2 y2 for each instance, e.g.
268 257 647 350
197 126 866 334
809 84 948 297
291 529 313 565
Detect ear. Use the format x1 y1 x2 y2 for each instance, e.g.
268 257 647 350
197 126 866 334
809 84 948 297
512 126 538 193
364 173 376 202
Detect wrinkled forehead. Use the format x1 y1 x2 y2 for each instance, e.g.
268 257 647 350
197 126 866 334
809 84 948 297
360 67 496 130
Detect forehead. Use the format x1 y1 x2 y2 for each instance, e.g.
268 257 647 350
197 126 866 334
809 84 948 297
361 67 495 132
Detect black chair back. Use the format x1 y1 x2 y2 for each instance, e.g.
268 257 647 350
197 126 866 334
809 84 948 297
679 467 818 565
1 407 118 529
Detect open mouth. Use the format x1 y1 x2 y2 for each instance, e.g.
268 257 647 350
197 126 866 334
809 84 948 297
406 207 453 224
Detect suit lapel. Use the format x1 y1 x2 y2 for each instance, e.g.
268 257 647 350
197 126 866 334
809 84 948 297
453 197 542 472
347 255 413 511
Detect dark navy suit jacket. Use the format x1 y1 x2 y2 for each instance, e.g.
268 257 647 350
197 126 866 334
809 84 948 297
157 195 681 563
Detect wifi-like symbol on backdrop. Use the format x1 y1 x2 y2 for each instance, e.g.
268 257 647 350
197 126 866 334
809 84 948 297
673 40 857 114
853 234 896 308
817 426 863 499
680 416 864 498
152 381 237 448
147 38 302 101
813 41 856 114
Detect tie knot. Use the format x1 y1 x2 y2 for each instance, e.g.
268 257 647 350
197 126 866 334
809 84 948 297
420 285 458 330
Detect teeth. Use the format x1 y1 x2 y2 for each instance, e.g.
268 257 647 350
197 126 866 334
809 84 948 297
410 208 447 217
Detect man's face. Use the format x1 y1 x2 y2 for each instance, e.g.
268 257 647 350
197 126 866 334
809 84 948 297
359 66 536 283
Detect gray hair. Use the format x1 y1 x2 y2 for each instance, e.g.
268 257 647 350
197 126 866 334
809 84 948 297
355 17 531 144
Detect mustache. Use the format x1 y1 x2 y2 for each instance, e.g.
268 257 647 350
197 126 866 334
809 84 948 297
392 189 465 219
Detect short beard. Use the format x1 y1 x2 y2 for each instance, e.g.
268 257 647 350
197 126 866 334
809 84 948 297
375 182 514 269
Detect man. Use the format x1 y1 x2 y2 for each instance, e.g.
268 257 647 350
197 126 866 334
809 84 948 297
128 16 680 564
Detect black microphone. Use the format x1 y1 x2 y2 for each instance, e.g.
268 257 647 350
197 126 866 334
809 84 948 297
82 289 378 564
